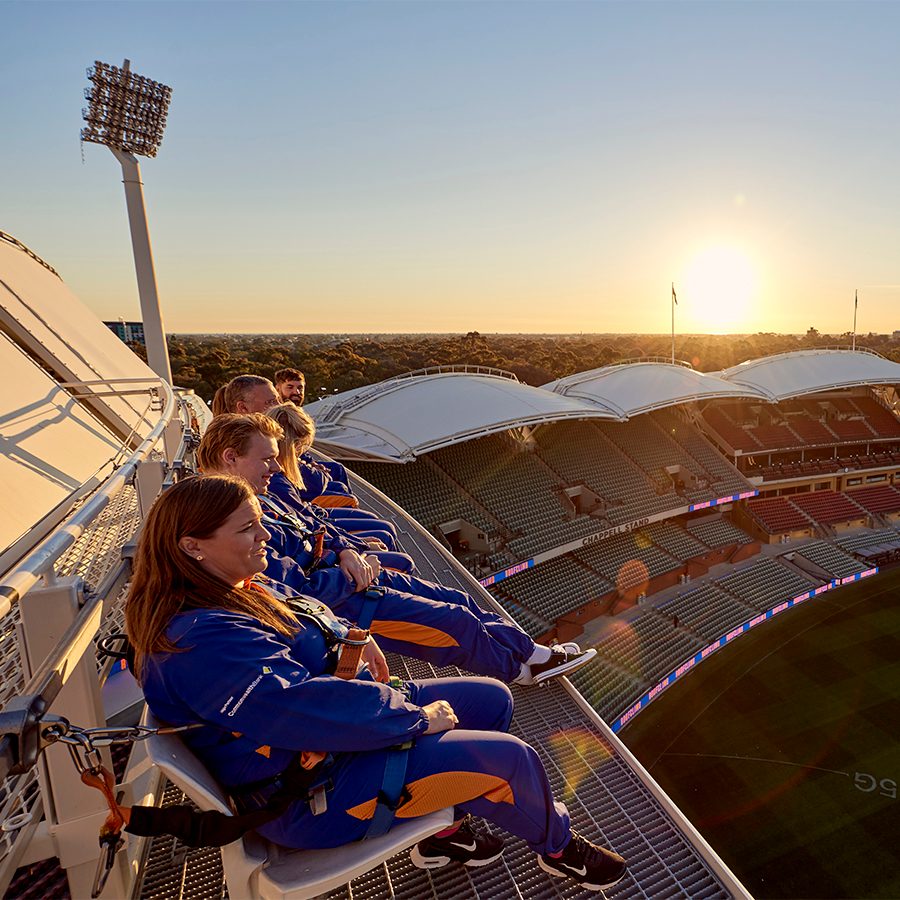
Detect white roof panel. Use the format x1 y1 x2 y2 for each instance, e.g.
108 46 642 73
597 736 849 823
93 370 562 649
721 349 900 400
0 330 122 560
309 369 618 460
545 360 769 417
0 234 159 441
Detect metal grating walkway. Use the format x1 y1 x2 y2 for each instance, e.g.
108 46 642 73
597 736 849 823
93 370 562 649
139 475 747 899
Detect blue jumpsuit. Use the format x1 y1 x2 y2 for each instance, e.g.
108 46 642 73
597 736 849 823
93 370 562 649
139 598 570 853
268 472 400 553
261 516 537 683
258 491 414 575
299 452 353 501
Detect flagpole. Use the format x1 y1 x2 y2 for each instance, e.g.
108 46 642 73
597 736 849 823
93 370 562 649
852 289 858 351
671 282 676 364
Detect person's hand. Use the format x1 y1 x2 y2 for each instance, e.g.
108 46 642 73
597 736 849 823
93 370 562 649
338 549 375 590
364 537 388 551
421 700 458 735
364 554 383 581
360 637 389 682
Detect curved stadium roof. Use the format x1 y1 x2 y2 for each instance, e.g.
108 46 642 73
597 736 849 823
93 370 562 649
311 350 900 461
720 348 900 401
308 367 618 462
544 358 769 417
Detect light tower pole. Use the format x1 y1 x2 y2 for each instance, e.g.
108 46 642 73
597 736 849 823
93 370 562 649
81 59 174 384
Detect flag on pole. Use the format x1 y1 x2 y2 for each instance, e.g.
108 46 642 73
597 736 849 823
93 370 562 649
855 289 858 310
672 283 678 306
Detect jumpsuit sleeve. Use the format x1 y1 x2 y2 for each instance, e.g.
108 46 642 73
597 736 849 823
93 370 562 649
166 612 429 752
263 539 317 593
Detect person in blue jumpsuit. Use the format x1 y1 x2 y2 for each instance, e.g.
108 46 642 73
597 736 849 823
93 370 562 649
216 373 394 527
196 414 597 687
124 475 627 891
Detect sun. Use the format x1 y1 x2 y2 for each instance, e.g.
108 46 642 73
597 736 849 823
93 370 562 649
681 244 758 333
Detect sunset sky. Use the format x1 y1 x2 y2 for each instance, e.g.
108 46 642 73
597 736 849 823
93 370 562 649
3 1 900 335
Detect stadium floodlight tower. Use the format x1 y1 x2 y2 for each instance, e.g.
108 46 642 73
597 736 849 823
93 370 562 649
81 58 174 383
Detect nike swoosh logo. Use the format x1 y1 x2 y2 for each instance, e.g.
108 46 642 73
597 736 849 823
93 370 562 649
560 863 587 876
450 840 477 852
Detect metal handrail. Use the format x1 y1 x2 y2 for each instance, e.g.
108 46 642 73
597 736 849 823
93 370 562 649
0 378 176 620
0 231 61 280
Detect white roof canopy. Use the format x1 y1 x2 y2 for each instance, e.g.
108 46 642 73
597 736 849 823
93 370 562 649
308 367 618 462
544 359 769 417
720 348 900 401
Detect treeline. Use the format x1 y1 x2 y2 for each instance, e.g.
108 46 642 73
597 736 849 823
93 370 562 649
156 329 900 404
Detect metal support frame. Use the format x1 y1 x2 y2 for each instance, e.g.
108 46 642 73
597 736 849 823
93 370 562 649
16 577 129 898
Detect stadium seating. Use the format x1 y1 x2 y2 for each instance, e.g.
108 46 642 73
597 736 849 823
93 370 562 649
713 557 815 611
786 416 838 446
789 490 866 525
852 396 900 438
535 421 682 523
576 531 681 590
746 496 811 533
492 554 613 623
656 583 754 642
845 484 900 515
429 435 603 559
590 612 704 684
702 407 760 451
686 515 753 548
349 457 496 541
826 418 873 442
651 408 750 493
569 657 648 723
643 520 710 561
793 541 868 580
749 424 798 450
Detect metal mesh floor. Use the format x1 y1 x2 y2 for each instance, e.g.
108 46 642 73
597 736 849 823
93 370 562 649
139 480 742 899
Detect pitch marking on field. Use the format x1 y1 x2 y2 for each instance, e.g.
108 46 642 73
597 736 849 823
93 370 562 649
661 752 849 778
641 588 883 771
661 755 897 799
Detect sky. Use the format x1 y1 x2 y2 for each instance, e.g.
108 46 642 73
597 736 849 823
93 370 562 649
2 0 900 335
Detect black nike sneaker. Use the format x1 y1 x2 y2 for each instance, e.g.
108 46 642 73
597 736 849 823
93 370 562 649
529 644 597 685
410 815 505 869
538 831 628 891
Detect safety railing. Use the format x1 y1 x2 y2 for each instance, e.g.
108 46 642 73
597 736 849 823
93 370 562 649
0 377 196 898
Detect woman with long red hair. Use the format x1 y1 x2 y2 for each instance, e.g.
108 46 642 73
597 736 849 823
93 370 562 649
125 475 627 891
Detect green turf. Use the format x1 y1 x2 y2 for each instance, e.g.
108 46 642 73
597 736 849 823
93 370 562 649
621 566 900 900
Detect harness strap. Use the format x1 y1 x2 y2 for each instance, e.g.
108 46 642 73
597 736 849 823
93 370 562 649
332 627 369 679
356 586 386 630
365 742 412 839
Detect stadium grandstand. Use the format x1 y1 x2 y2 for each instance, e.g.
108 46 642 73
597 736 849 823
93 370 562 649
4 228 900 899
313 350 900 736
0 233 756 900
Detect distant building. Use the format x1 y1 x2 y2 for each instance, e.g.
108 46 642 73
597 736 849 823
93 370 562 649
893 330 900 340
105 319 145 346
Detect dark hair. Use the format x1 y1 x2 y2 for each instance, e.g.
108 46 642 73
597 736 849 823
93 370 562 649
274 368 304 385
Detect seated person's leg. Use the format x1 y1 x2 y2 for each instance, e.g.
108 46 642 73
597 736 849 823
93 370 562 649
365 549 415 573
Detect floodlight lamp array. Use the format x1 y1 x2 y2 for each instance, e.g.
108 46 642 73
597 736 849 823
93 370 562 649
81 61 173 158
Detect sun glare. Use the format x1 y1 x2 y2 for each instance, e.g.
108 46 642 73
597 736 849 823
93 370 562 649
682 244 758 333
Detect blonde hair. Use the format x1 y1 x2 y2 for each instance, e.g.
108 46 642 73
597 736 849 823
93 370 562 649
125 475 296 679
197 413 284 474
266 403 316 489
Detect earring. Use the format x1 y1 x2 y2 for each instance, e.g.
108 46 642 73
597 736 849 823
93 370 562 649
196 555 204 561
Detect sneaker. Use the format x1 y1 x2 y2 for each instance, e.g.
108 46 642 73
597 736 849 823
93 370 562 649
529 645 597 685
410 815 505 869
538 831 628 891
